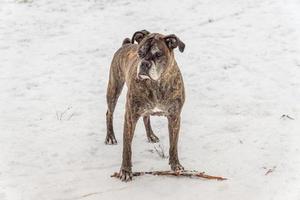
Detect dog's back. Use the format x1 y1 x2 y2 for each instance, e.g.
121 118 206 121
109 39 139 85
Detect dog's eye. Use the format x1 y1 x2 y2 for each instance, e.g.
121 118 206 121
155 52 163 58
138 50 146 58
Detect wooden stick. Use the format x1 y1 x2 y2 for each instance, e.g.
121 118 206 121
111 170 227 181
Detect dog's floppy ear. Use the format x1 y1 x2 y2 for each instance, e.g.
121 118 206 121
131 30 150 44
164 34 185 52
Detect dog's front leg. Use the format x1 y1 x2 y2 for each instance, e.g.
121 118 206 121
168 113 184 171
119 109 139 182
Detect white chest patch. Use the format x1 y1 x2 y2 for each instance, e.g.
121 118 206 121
152 107 163 112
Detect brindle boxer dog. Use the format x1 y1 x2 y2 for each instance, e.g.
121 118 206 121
105 30 185 181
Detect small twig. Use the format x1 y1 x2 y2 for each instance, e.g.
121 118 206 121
153 144 168 159
111 170 227 181
60 107 70 120
281 114 295 120
56 111 59 120
56 106 72 121
67 113 75 121
264 166 276 175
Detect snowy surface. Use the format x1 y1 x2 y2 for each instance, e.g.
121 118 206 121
1 0 300 199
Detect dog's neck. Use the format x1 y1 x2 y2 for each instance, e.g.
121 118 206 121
160 53 178 81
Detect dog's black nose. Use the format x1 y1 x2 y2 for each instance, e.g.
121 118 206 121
140 61 151 71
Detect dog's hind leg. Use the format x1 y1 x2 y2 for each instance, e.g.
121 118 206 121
143 116 159 143
105 66 124 145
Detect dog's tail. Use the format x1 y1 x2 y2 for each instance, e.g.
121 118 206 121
122 38 131 46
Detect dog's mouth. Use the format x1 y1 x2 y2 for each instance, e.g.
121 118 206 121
137 61 161 81
138 73 151 80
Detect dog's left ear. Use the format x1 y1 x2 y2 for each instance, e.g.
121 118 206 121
164 34 185 52
131 30 150 44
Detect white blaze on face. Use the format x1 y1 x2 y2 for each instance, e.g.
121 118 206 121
148 45 163 80
151 45 160 55
148 61 161 80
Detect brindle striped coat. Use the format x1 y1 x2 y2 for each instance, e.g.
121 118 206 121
105 30 185 181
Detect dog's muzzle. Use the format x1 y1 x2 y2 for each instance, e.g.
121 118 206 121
138 60 152 80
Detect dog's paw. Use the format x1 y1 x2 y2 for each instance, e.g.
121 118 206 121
105 134 117 145
171 163 184 172
117 169 133 182
147 133 159 143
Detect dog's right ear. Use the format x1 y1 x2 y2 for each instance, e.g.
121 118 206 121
164 34 185 53
131 30 150 44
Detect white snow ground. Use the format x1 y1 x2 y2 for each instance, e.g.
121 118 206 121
1 0 300 199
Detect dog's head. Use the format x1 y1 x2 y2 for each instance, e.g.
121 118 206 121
132 31 185 81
